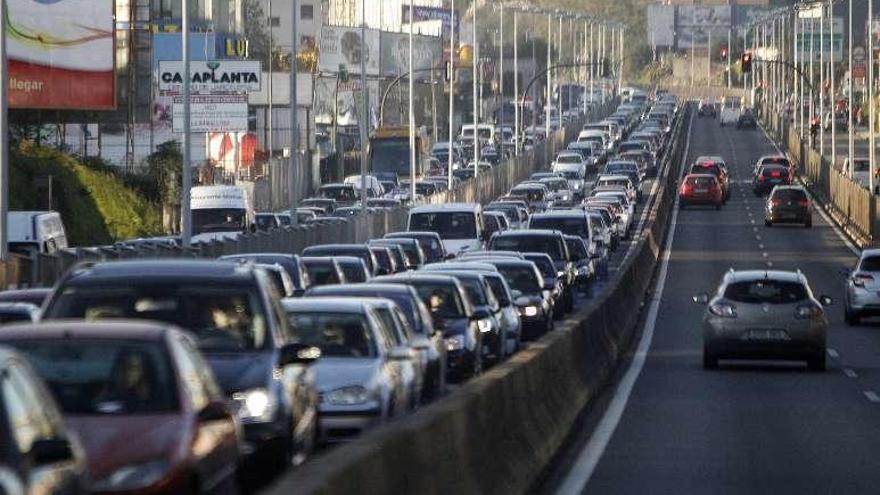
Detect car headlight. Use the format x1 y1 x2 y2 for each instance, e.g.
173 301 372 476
446 334 466 351
521 305 539 317
91 459 170 491
233 387 276 421
557 271 565 278
323 386 370 405
477 318 493 333
578 266 589 276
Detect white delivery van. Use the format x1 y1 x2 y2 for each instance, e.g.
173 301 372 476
7 211 68 255
408 203 487 255
190 185 255 244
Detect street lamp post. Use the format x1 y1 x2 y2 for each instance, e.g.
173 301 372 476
407 0 415 205
869 0 875 193
289 0 299 224
848 0 854 176
448 0 456 189
829 0 836 169
181 0 192 244
361 0 369 210
0 0 7 259
472 0 480 181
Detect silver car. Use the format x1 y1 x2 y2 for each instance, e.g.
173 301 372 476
694 270 831 371
844 248 880 325
282 298 412 442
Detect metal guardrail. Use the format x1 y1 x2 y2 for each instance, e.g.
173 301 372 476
0 101 617 289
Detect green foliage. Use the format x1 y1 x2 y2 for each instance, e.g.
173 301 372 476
10 141 163 246
145 140 182 206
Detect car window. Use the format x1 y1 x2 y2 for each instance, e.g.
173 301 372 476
723 280 808 304
374 307 406 346
492 236 564 261
410 282 466 319
859 256 880 272
566 238 589 260
286 312 377 358
771 189 807 201
2 360 58 453
10 339 180 414
686 176 716 187
304 261 341 286
485 276 511 306
168 336 211 411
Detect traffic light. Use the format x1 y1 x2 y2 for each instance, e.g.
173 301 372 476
720 46 728 61
741 52 753 73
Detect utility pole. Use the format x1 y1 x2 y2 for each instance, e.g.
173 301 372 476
514 9 519 154
848 0 854 175
181 0 192 244
360 0 368 210
473 0 480 180
829 0 836 169
707 29 712 87
290 0 299 223
869 0 875 193
545 13 551 137
408 0 416 202
268 0 273 166
728 28 732 88
820 6 825 159
448 0 456 189
500 6 505 143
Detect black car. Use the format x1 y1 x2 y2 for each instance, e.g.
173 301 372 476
0 345 88 494
300 256 347 287
765 186 812 228
369 245 402 275
334 256 371 283
0 287 53 306
369 238 426 270
302 244 380 276
219 253 311 296
488 230 575 313
304 283 447 400
736 110 758 129
697 101 717 117
753 165 792 196
39 260 322 471
384 231 449 264
375 273 483 381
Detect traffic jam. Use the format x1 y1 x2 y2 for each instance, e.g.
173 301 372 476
0 89 681 493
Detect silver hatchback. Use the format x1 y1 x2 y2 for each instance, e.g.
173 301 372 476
844 248 880 325
694 270 831 371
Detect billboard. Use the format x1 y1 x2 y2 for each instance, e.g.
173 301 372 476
158 61 262 93
646 5 675 47
795 17 844 63
401 5 459 37
380 32 442 77
319 26 381 76
677 6 732 48
7 0 115 110
172 95 248 133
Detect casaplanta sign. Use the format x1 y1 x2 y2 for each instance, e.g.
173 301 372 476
158 61 262 92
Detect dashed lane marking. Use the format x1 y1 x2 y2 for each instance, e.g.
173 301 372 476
844 368 858 378
828 348 840 358
864 391 880 403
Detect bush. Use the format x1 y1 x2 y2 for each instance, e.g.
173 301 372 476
10 141 164 245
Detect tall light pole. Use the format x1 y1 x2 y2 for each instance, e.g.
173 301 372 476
728 27 732 88
447 0 456 189
181 0 192 244
408 0 416 203
268 0 273 163
829 0 836 169
707 28 712 87
472 0 480 180
583 18 589 116
289 0 299 223
869 0 875 193
820 4 825 159
0 0 7 259
513 8 519 154
545 13 551 137
848 0 854 175
589 21 594 111
499 6 505 142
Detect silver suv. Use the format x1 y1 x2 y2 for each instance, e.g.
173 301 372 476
694 270 832 371
844 248 880 325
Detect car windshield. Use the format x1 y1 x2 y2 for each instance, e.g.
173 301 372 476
566 239 588 259
192 208 247 235
556 170 582 180
409 212 477 240
320 186 357 201
484 277 510 305
772 189 807 201
762 167 788 178
723 280 808 304
497 266 542 294
859 256 880 271
338 262 367 283
557 155 581 163
454 277 488 306
410 282 466 319
46 285 267 351
510 188 545 202
530 217 587 237
525 256 556 278
687 176 716 187
255 215 277 230
9 339 179 414
287 312 376 358
304 261 340 286
493 236 563 261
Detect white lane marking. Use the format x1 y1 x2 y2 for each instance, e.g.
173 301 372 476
759 244 765 249
864 391 880 403
556 110 696 495
827 348 839 358
753 227 759 232
756 235 762 241
758 125 859 256
762 252 768 258
766 261 774 267
844 368 858 378
750 219 756 224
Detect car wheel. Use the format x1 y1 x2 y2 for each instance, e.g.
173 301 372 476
702 346 719 370
765 219 772 227
715 203 722 210
472 353 483 377
845 306 860 326
565 289 574 313
807 352 826 372
805 218 813 228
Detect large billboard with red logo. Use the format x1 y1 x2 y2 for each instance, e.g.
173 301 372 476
7 0 115 110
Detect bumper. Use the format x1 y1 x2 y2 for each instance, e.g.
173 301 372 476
241 418 290 458
704 338 824 361
520 314 550 340
318 406 382 442
847 289 880 313
680 194 721 205
766 210 809 223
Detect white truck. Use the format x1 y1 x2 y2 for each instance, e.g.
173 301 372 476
190 185 255 244
7 211 68 256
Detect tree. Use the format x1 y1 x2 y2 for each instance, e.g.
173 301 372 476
243 0 272 68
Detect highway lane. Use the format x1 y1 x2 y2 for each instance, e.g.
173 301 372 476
543 110 880 493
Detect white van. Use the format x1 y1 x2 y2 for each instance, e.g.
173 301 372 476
407 203 487 254
719 96 743 126
344 175 385 198
190 185 255 244
7 211 68 255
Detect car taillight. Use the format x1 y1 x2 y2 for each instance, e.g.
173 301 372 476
795 303 823 319
709 302 737 318
758 175 765 182
853 273 874 287
681 183 693 194
770 199 781 207
771 170 781 177
798 199 809 207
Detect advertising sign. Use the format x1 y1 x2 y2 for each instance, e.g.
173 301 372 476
7 0 115 110
172 94 248 133
677 6 732 48
380 32 442 76
646 5 675 48
159 61 262 93
401 5 459 36
795 17 844 63
319 26 381 76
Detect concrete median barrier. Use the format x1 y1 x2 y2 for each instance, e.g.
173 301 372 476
264 103 692 495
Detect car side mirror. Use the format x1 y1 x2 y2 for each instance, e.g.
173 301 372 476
471 308 490 320
445 253 456 260
279 343 322 367
819 295 833 307
692 293 710 305
29 438 74 466
198 401 232 423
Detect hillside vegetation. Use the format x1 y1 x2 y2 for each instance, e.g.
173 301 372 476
10 141 164 246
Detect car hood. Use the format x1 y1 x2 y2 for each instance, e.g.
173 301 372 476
442 238 482 255
67 414 189 482
204 351 272 394
314 357 382 392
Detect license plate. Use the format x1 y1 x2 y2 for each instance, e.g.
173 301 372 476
695 188 708 194
744 329 789 341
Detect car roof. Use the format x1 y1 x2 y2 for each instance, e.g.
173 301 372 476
0 320 174 341
422 262 498 272
307 283 414 295
283 297 379 313
723 270 806 284
493 229 561 238
530 211 587 219
64 260 257 284
410 203 481 214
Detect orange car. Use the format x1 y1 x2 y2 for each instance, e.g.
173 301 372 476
680 173 724 210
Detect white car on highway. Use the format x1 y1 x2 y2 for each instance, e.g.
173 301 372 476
719 95 743 126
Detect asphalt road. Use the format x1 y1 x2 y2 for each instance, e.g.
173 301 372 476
541 111 880 494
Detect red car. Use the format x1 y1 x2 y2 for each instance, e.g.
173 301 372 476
0 321 242 494
690 160 730 202
680 174 724 209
